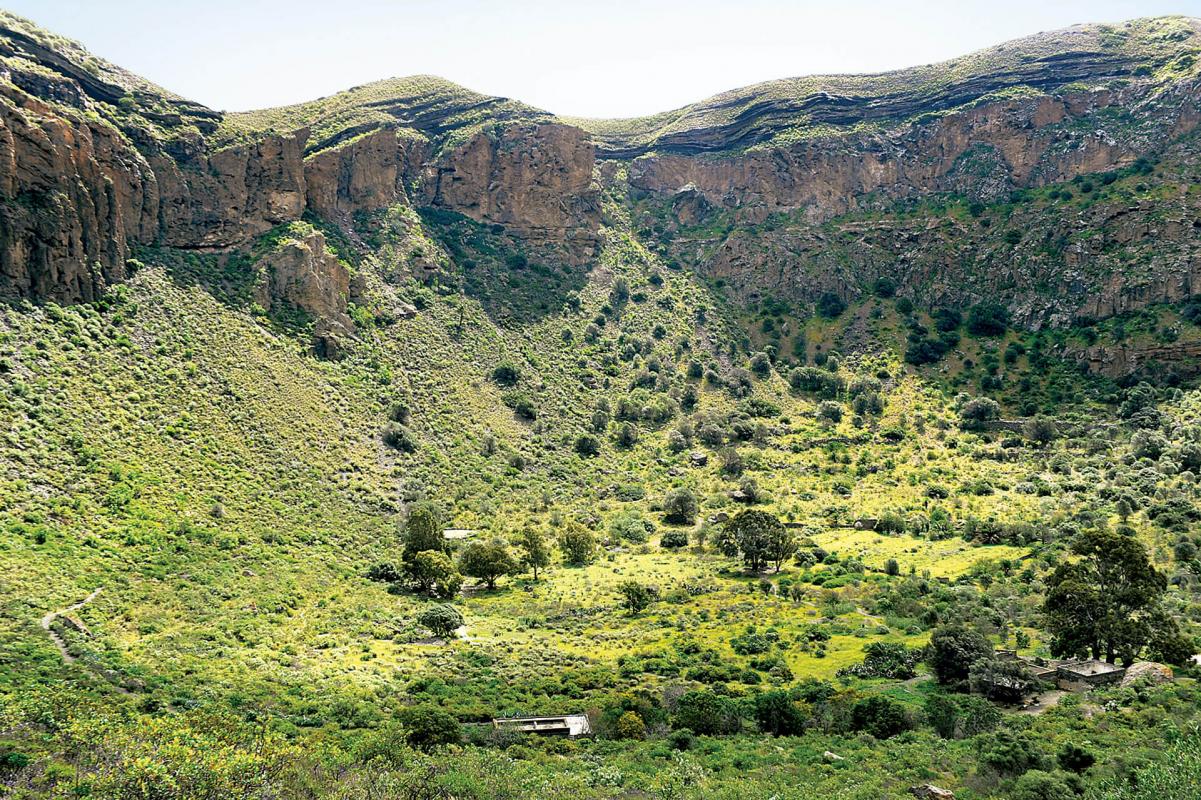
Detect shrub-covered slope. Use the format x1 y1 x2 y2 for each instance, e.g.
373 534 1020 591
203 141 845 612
3 11 1201 800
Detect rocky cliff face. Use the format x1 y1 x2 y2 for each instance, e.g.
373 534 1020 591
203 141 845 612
253 228 355 358
1068 339 1201 378
303 129 428 222
627 88 1174 221
0 84 151 302
424 123 601 261
624 77 1201 326
0 84 320 302
152 132 309 249
675 162 1201 328
4 11 1201 344
0 41 602 307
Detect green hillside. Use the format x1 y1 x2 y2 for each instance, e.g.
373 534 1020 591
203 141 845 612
214 75 549 153
3 10 1201 800
3 194 1201 796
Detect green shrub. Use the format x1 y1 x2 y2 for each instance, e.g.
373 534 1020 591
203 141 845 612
397 705 461 751
416 604 463 639
663 489 698 525
850 696 910 739
660 530 689 549
491 362 521 386
673 691 743 735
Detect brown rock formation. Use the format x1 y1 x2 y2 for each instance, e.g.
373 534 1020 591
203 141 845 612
1069 339 1201 377
254 230 349 319
0 81 312 301
304 128 428 221
253 229 355 358
628 87 1196 222
424 123 601 260
149 131 309 249
0 85 153 302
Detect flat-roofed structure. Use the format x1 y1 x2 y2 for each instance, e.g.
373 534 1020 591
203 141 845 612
1056 660 1126 691
492 714 592 738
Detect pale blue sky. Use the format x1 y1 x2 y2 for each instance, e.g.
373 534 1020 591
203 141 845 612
7 0 1201 118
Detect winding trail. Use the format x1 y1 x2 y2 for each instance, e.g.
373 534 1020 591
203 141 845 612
40 587 102 663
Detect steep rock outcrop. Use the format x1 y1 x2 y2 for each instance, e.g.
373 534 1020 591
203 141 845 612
692 187 1201 327
0 86 312 302
629 86 1197 222
629 79 1201 324
0 84 154 302
1068 339 1201 377
253 229 355 358
151 131 308 249
304 128 428 221
425 123 601 261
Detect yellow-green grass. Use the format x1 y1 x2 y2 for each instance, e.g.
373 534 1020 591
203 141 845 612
811 529 1028 578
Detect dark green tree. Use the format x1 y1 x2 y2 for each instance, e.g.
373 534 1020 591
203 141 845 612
967 302 1008 336
850 696 910 739
574 434 600 457
977 729 1049 776
925 694 1000 739
721 510 793 572
416 603 463 640
1057 742 1096 774
516 527 550 580
458 540 518 589
398 705 461 751
559 523 597 565
753 690 807 737
402 502 446 562
672 691 743 735
816 292 846 318
927 624 993 687
662 488 699 525
1044 529 1170 664
406 551 461 598
616 581 659 615
490 361 521 386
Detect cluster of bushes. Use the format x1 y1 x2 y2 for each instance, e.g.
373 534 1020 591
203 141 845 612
837 641 921 680
382 401 418 452
367 506 565 605
905 310 959 365
593 678 919 742
789 365 844 398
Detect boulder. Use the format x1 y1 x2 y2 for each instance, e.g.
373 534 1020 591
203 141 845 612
910 785 955 800
1119 662 1173 688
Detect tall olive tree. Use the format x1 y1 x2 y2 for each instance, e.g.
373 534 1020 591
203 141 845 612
1044 529 1173 664
720 510 795 572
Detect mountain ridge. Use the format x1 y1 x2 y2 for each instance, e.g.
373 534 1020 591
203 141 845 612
210 16 1201 157
8 11 1200 152
4 10 1201 335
